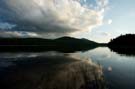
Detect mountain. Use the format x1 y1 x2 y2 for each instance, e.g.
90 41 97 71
0 36 99 46
0 37 102 52
54 36 99 47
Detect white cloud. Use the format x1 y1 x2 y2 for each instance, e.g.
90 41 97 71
96 0 109 8
4 0 109 37
108 19 112 24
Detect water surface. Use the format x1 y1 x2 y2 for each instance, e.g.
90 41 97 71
0 47 135 89
79 47 135 89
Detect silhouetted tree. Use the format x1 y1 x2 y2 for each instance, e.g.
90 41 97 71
108 34 135 56
108 34 135 47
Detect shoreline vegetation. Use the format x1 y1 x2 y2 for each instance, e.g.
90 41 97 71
108 34 135 47
0 36 106 52
0 34 134 55
108 34 135 55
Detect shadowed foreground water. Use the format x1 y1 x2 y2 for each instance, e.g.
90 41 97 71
0 52 105 89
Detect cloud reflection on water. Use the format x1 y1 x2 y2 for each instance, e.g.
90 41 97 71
0 52 105 89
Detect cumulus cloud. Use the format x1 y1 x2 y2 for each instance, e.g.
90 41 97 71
0 0 109 38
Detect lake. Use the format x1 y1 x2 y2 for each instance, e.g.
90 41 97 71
0 47 135 89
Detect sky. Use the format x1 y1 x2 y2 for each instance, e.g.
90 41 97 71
0 0 135 43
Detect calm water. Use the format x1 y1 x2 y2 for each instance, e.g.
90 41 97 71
0 47 135 89
79 47 135 89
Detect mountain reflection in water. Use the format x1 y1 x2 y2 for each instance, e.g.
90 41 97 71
0 52 105 89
